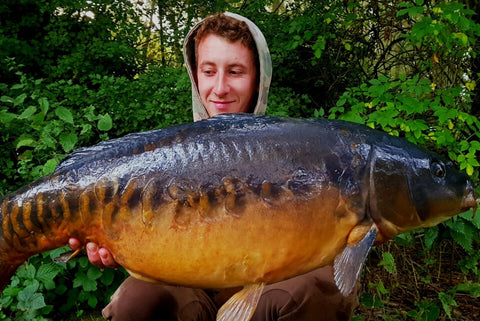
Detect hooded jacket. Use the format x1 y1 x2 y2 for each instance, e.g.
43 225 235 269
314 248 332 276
183 12 272 122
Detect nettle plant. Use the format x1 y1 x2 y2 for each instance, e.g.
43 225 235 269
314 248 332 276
0 247 127 321
0 63 113 193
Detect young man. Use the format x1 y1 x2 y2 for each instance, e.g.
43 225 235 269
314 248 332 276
69 13 358 321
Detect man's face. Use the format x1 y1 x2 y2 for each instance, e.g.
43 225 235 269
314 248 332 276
196 34 258 116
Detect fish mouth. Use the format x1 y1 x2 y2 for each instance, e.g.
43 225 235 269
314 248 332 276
461 197 477 216
460 186 478 217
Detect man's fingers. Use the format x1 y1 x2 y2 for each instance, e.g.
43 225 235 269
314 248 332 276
99 248 119 268
68 238 82 250
86 242 103 267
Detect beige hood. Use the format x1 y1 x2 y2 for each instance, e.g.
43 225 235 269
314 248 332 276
183 12 272 121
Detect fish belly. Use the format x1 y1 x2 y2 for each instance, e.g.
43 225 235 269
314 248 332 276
101 188 360 288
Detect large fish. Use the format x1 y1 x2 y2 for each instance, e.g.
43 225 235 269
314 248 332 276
0 114 477 321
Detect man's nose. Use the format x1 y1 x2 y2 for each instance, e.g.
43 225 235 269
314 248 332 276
213 73 228 96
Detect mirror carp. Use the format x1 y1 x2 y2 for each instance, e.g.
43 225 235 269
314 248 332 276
0 114 477 321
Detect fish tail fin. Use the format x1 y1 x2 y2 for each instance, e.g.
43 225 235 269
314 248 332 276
216 282 265 321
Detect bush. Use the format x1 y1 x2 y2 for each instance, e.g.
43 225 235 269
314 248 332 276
0 248 127 320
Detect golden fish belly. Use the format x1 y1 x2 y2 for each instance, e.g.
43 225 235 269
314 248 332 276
100 187 360 289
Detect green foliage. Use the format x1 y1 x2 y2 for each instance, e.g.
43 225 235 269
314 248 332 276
398 1 479 60
0 60 192 321
1 0 479 319
258 0 365 112
406 301 441 321
0 61 111 192
0 248 126 320
0 59 192 196
87 66 192 137
0 0 146 82
266 87 311 117
378 252 397 275
329 74 480 180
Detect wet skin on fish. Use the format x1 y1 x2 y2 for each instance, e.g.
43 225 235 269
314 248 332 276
0 114 477 320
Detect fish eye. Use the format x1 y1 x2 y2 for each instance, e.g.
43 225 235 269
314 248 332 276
431 161 446 178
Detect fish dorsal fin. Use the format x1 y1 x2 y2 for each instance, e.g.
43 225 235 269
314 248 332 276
216 283 265 321
334 226 377 296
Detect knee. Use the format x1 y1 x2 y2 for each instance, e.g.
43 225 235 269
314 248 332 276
102 277 178 321
252 268 359 321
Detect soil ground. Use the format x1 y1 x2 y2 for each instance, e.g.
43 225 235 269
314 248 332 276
353 241 480 321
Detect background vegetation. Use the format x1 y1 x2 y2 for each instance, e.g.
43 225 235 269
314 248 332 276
0 0 479 320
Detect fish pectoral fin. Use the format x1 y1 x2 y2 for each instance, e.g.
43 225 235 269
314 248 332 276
54 249 82 263
216 282 265 321
125 269 163 283
334 225 377 296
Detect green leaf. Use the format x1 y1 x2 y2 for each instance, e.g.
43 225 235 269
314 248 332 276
48 246 71 260
87 266 102 280
18 105 37 119
87 293 98 308
59 132 78 152
10 83 24 90
55 106 74 125
99 268 115 286
36 264 61 290
411 301 440 321
369 280 389 296
452 32 469 46
359 292 374 308
313 36 326 58
78 256 90 268
42 158 59 175
73 271 98 292
38 97 49 116
97 113 112 131
469 140 480 151
424 226 439 250
37 264 61 281
2 284 21 300
337 96 347 107
0 110 17 124
376 280 389 295
55 284 68 295
459 209 480 229
80 123 93 135
445 219 475 252
378 252 397 274
16 263 36 280
466 164 474 176
0 95 14 104
17 284 46 310
394 231 415 246
14 93 28 106
13 93 27 106
454 283 480 297
16 137 37 149
438 291 457 319
397 8 410 17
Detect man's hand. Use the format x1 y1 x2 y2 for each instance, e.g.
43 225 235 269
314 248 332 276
68 238 119 268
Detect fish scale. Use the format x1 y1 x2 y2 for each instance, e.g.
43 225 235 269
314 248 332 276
0 114 476 321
